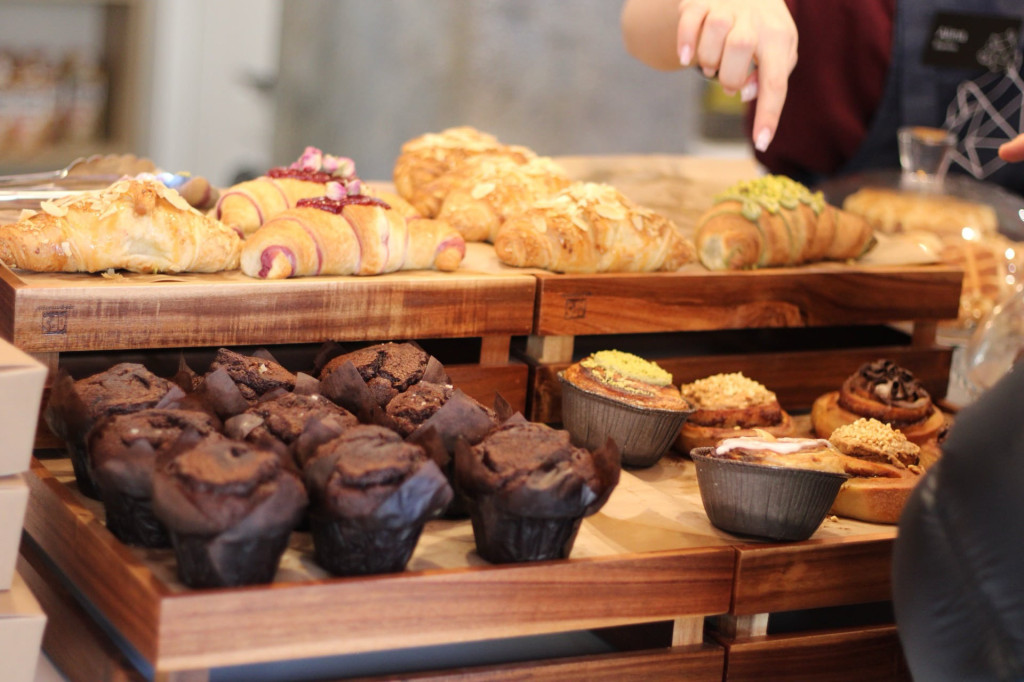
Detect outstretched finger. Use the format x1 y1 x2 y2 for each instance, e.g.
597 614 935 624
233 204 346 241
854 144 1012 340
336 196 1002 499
750 43 795 151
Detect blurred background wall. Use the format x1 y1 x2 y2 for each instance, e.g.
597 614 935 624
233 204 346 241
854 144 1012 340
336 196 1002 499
0 0 748 186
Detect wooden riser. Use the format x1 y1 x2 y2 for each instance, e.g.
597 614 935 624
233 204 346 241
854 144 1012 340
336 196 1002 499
713 625 911 682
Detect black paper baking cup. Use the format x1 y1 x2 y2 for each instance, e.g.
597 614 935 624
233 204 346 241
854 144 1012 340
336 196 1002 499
558 374 692 468
100 490 170 548
467 496 585 564
170 529 292 588
309 515 426 576
690 448 848 542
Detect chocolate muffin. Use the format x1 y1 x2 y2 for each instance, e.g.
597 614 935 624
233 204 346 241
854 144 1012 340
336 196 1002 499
198 348 298 418
44 363 182 499
385 384 497 518
88 408 221 547
152 433 307 588
303 425 452 576
385 382 453 436
319 342 447 408
454 417 620 564
226 392 358 469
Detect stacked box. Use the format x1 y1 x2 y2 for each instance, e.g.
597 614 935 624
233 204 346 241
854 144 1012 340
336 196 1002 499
0 340 48 681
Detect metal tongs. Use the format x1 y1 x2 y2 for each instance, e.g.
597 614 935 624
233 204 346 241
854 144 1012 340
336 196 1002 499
0 153 158 207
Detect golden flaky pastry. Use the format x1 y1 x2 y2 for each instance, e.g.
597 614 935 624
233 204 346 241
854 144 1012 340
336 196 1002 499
0 178 241 273
842 186 998 237
493 182 696 273
676 372 795 452
436 155 571 242
393 126 536 218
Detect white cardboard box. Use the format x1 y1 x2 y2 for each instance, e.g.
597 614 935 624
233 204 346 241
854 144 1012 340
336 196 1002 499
0 570 47 682
0 474 29 591
0 340 47 476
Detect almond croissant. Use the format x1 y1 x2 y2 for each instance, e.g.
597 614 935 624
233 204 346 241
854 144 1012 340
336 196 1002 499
393 126 536 218
240 195 466 279
0 178 241 273
695 175 875 270
436 155 571 242
492 182 696 273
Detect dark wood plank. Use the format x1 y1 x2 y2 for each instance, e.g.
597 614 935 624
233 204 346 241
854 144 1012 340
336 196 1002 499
532 265 962 336
154 549 733 671
349 643 725 682
0 244 536 353
527 346 953 423
732 536 895 615
717 625 910 681
18 540 146 682
446 362 528 414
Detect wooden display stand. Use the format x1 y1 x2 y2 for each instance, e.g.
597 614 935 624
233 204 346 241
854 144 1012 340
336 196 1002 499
3 157 963 680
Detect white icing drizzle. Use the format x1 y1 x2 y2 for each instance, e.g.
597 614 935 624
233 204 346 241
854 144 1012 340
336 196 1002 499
715 437 834 456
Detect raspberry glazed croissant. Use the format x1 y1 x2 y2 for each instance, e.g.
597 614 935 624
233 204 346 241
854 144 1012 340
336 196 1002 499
215 147 358 236
240 182 466 279
695 175 875 270
492 182 696 273
0 178 241 273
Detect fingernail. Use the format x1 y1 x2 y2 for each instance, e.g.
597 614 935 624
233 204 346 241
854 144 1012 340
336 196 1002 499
679 44 692 66
740 81 758 103
755 127 773 152
702 67 717 79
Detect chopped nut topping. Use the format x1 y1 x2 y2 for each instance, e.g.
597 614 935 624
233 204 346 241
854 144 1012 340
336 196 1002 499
829 418 920 467
680 372 776 409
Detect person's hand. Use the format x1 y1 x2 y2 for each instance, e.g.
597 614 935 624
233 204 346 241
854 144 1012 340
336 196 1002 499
998 133 1024 163
676 0 797 152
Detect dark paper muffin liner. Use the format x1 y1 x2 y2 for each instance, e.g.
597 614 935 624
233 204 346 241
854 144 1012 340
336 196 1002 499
170 529 292 588
68 442 101 499
309 515 426 576
558 373 692 468
101 490 170 548
467 496 584 564
691 447 848 542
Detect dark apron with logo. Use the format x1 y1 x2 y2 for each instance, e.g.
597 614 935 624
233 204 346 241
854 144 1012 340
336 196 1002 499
840 0 1024 193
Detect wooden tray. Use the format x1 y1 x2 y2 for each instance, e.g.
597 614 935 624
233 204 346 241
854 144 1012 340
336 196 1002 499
0 243 536 353
24 421 904 678
24 454 736 676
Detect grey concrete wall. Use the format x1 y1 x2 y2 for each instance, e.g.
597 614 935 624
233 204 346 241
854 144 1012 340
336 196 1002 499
273 0 703 180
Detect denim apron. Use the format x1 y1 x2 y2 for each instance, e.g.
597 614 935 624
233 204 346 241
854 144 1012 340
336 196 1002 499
840 0 1024 193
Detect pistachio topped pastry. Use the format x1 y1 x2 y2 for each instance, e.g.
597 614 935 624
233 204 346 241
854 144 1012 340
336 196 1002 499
695 173 874 270
713 175 826 222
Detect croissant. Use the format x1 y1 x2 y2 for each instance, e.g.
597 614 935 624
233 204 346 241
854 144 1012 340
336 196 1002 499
0 178 241 273
215 147 359 236
393 126 536 218
436 155 572 242
492 182 696 273
695 175 875 270
240 195 466 279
